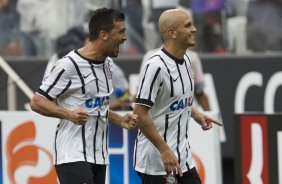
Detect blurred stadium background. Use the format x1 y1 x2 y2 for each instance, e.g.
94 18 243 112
1 0 282 183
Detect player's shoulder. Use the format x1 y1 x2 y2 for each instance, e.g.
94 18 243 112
57 51 73 66
55 50 81 74
146 50 165 64
144 56 164 71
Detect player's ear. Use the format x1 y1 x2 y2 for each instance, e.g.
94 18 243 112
103 33 108 40
100 31 108 41
168 29 176 39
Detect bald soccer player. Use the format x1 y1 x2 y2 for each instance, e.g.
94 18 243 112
133 9 222 184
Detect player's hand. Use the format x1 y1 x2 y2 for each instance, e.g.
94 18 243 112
69 108 89 125
193 112 223 130
121 113 138 130
161 149 183 177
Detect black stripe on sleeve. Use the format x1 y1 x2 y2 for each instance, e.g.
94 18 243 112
135 98 154 107
137 64 150 98
163 114 169 142
46 69 65 93
176 115 182 164
56 80 72 98
176 63 185 94
37 88 54 101
184 55 193 91
82 125 87 162
93 111 100 163
67 56 85 94
158 55 174 97
89 63 99 93
148 67 161 101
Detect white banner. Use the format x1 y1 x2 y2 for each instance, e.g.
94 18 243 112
0 111 59 184
189 111 223 184
0 111 222 184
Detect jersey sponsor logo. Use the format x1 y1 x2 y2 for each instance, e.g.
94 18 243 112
169 96 193 111
85 96 109 108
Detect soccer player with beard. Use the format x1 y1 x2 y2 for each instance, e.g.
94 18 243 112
30 8 138 184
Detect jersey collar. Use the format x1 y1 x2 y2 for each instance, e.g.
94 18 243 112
161 48 185 65
75 50 105 64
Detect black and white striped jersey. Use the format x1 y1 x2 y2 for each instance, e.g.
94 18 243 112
37 50 114 165
134 48 196 175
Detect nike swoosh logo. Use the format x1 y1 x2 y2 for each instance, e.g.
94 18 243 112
173 76 179 82
83 73 92 79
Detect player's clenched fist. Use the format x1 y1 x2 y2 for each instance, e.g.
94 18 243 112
121 113 138 130
69 108 89 125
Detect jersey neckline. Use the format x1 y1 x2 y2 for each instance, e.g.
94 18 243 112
161 48 185 65
74 50 105 64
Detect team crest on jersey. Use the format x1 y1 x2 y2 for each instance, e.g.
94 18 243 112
85 96 109 108
187 64 194 79
170 96 193 111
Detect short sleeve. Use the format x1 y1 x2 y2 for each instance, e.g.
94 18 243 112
36 63 72 101
135 63 162 107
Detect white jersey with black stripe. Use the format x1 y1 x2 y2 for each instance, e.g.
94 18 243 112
37 50 114 165
134 48 196 175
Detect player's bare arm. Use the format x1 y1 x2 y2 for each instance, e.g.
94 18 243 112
134 104 183 177
191 107 223 130
30 93 89 125
108 110 138 130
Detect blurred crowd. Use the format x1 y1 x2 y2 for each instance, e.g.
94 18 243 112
0 0 282 57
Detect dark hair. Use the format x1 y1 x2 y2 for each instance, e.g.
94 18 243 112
88 8 125 41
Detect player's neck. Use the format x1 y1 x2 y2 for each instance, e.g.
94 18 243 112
163 44 186 60
78 43 107 61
